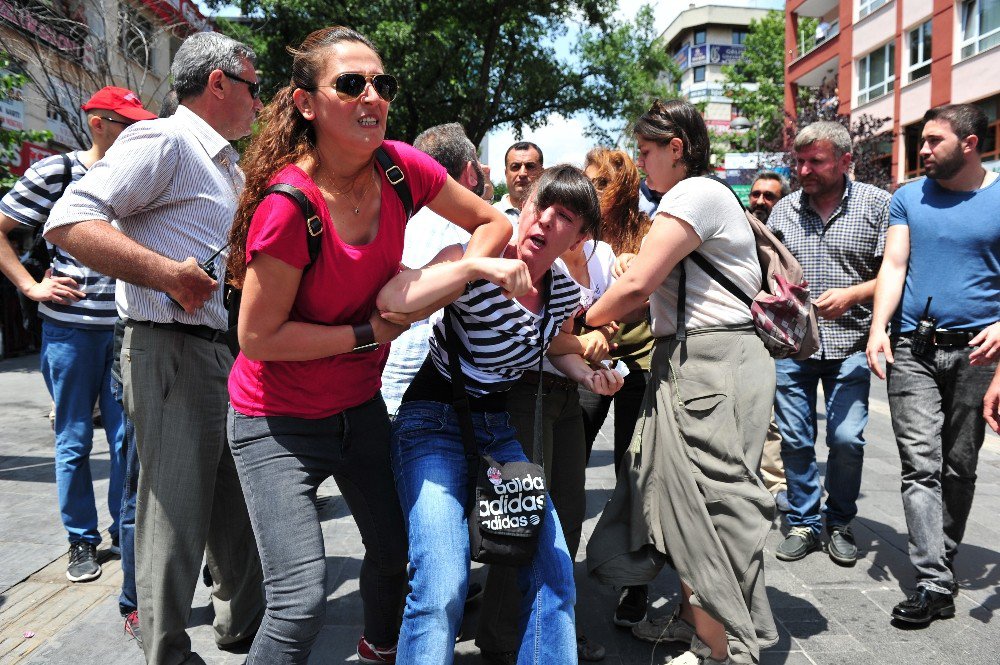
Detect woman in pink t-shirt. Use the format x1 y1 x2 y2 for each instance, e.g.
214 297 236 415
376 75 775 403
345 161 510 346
224 27 511 664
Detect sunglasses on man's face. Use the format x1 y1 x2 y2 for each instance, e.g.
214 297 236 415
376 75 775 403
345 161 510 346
223 71 261 99
330 73 399 102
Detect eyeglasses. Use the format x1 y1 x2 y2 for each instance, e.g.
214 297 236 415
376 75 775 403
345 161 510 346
97 116 135 127
223 71 261 99
309 73 398 103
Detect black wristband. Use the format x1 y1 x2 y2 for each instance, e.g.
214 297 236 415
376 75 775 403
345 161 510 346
351 322 378 353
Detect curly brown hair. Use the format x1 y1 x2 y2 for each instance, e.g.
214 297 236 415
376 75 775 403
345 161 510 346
583 148 650 255
226 26 380 287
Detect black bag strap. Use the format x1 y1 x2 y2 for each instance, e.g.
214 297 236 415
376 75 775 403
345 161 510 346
445 271 552 470
675 176 756 340
375 146 413 220
58 154 72 197
28 154 73 264
262 183 323 272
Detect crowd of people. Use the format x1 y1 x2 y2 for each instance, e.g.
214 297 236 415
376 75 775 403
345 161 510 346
0 22 998 665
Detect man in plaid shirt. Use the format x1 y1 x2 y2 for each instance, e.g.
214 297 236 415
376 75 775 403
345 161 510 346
767 121 890 566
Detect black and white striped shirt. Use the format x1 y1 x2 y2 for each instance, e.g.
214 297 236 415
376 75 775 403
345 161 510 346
0 152 117 330
427 264 581 396
46 105 240 330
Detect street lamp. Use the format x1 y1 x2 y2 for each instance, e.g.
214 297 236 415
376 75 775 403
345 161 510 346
730 116 760 156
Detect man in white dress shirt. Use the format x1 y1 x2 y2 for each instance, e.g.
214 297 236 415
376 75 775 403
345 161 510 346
45 32 265 665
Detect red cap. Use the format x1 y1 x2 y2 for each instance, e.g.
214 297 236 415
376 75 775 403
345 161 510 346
81 86 157 122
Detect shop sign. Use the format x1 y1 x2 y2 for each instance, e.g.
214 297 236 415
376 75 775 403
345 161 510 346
4 141 58 177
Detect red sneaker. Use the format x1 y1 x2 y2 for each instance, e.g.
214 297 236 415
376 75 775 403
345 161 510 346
357 635 397 663
123 610 141 644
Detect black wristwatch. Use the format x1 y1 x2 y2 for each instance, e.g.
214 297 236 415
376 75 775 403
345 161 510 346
351 322 379 353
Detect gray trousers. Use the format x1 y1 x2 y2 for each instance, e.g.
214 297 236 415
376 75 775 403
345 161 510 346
886 336 994 594
122 323 264 665
476 379 587 653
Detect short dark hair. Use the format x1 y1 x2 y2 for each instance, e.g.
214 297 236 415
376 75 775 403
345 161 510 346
924 104 989 153
752 170 790 197
413 123 476 181
529 164 601 242
504 141 543 166
633 99 711 177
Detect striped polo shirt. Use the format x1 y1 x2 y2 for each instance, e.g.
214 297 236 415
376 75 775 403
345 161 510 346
427 264 581 396
0 152 116 330
46 106 239 331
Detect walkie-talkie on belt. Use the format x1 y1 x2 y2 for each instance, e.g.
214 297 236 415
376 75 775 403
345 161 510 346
911 296 936 357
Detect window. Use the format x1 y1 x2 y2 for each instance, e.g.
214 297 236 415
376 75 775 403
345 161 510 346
859 0 889 19
960 0 1000 59
904 122 925 180
118 4 153 64
694 29 706 45
907 20 932 82
857 42 895 105
693 66 706 83
975 94 1000 162
732 29 748 45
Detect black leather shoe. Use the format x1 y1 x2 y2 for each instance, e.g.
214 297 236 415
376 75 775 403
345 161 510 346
891 588 955 625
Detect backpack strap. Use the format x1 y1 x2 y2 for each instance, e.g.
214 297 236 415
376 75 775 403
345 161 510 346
374 146 414 220
675 176 756 341
262 183 323 271
58 154 72 197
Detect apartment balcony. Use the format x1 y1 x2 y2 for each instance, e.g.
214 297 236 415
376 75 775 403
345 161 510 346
789 0 838 19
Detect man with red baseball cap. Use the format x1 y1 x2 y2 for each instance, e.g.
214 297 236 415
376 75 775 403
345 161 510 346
0 85 156 587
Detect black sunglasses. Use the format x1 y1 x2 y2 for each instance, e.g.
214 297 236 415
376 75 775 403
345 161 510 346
223 71 261 99
325 73 398 102
97 116 135 127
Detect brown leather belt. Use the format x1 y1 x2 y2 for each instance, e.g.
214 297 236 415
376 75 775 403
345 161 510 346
519 369 577 391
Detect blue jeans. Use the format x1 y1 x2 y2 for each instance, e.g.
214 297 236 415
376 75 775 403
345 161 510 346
111 373 139 615
773 352 870 534
41 321 124 544
391 401 576 664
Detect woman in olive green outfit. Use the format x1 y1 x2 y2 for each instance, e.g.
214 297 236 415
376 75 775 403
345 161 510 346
584 101 777 665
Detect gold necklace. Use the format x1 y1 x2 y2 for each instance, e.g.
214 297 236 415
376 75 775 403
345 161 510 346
321 159 377 215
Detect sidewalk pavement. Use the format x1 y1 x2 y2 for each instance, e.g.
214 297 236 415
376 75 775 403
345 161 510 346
1 352 998 664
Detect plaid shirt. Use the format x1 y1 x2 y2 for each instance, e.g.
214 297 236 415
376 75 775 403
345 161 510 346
768 177 891 359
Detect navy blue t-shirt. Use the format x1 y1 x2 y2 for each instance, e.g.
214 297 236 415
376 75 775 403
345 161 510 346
889 175 1000 332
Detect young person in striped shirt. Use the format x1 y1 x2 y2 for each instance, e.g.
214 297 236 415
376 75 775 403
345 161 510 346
377 165 624 664
0 87 156 583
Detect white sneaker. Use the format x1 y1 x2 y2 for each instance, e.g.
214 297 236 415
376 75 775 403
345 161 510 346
664 650 733 665
632 606 696 644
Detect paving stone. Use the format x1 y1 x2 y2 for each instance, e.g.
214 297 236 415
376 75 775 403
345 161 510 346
4 356 1000 663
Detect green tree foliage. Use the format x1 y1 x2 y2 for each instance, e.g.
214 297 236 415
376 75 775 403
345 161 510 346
0 55 51 190
721 10 787 147
214 0 668 145
575 5 679 144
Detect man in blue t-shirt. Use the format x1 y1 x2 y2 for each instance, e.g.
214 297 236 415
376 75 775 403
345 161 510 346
0 87 155 583
868 103 1000 627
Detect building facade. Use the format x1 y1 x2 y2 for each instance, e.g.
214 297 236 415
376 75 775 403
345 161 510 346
0 0 211 172
785 0 1000 185
660 0 786 131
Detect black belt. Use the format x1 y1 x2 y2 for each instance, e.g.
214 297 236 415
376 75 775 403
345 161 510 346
519 369 577 391
128 319 227 344
901 328 981 348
